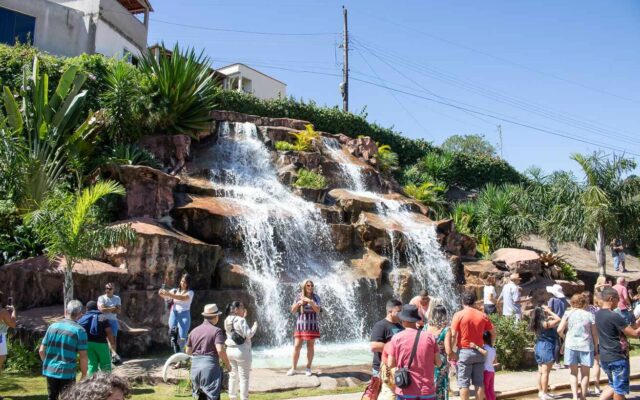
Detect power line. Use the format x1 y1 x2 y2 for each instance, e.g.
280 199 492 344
151 18 339 36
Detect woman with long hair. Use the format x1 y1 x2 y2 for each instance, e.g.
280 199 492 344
224 301 258 400
425 305 452 400
287 279 321 376
530 305 561 400
159 273 194 357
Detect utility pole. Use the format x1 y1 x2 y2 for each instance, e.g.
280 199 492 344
341 6 349 112
497 124 503 159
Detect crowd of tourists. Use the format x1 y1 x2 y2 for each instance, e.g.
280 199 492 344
2 264 640 400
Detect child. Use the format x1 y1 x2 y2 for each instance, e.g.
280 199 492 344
471 331 497 400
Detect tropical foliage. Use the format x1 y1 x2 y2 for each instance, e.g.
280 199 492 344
294 168 327 189
375 144 399 173
490 314 534 370
100 62 145 143
275 124 319 152
404 181 447 215
99 144 160 168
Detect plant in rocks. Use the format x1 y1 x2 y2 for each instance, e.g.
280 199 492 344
275 124 320 152
375 144 399 172
294 168 327 189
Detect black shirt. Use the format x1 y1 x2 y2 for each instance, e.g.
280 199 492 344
595 309 629 362
370 318 404 372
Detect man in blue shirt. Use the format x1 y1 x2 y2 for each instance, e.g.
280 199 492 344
39 300 88 400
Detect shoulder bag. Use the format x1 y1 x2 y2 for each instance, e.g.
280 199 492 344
230 316 246 345
394 329 421 389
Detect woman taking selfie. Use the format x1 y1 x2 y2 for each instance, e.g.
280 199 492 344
287 279 321 377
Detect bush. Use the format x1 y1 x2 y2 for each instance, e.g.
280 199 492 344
275 141 297 151
375 144 399 173
490 315 535 370
6 337 42 373
559 260 578 281
99 144 160 169
294 169 327 189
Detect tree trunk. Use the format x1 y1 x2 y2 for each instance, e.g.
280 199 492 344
63 258 75 307
595 225 606 277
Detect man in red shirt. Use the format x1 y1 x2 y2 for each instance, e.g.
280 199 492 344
387 304 441 400
451 291 496 400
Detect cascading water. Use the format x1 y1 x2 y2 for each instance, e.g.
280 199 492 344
322 138 459 313
208 122 367 347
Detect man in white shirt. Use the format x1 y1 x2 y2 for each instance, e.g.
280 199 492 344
498 273 523 321
98 283 122 364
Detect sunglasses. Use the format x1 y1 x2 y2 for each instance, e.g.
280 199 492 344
306 284 314 287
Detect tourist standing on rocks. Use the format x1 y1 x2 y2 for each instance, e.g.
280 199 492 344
287 279 321 377
425 305 453 400
224 301 258 400
595 287 640 400
60 372 131 400
159 273 194 355
366 299 403 399
451 291 495 400
78 301 116 376
185 304 230 400
387 304 441 400
409 289 432 328
612 277 634 326
0 291 17 374
557 293 598 400
483 276 497 315
498 273 523 321
39 300 88 400
610 238 627 273
529 305 561 400
547 284 569 370
98 283 121 364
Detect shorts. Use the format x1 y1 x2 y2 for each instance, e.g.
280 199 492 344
534 340 555 365
457 348 485 389
564 348 594 367
107 319 119 337
0 333 7 356
601 359 629 395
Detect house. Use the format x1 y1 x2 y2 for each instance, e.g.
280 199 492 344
0 0 152 58
217 63 286 100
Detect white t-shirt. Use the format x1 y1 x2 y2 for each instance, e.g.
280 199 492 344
500 282 521 316
172 289 194 312
483 345 496 372
483 285 497 305
97 294 121 321
563 309 596 352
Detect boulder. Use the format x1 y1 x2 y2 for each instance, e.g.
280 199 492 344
176 176 220 197
106 165 179 219
328 189 430 223
214 262 250 289
554 279 586 298
345 136 378 163
0 256 129 309
389 268 413 303
277 164 298 185
463 260 505 285
172 195 245 246
355 211 434 254
330 224 354 252
445 232 477 258
491 248 542 275
350 249 389 282
104 219 223 290
293 187 327 203
138 134 191 175
259 126 298 145
276 151 322 170
315 204 344 224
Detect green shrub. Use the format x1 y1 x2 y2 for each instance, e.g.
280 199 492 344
559 260 578 281
100 144 160 169
6 337 42 373
294 169 327 189
274 124 319 152
489 315 535 370
100 62 146 143
275 141 297 151
375 144 399 173
404 181 447 215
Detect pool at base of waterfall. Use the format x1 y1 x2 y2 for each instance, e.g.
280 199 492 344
251 341 371 369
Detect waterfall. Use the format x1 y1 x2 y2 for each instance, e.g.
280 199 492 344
207 122 367 346
322 136 459 313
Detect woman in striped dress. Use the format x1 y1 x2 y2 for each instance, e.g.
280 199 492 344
287 279 321 377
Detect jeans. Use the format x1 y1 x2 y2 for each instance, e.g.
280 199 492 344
46 377 74 400
601 358 630 395
227 346 252 400
169 309 191 352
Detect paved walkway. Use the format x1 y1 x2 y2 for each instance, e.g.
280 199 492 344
288 355 640 400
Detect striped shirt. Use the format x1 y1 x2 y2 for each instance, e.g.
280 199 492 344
42 319 88 379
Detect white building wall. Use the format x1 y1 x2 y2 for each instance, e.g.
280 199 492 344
95 21 140 57
218 64 286 100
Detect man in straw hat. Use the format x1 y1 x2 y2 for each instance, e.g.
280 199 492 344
185 304 230 400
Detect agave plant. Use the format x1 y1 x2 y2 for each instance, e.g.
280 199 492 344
139 43 218 136
0 57 99 212
100 143 160 168
101 62 144 143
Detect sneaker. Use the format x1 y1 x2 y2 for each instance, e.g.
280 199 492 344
305 368 313 376
590 387 601 395
286 368 296 376
111 353 122 365
552 363 561 370
538 393 554 400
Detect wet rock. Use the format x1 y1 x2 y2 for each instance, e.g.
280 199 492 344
345 136 378 163
214 262 250 289
210 110 310 130
0 256 129 309
350 249 389 283
276 151 322 170
389 268 413 303
172 195 245 246
491 248 542 275
293 187 327 203
277 164 298 185
106 165 179 219
328 189 380 222
259 126 298 145
355 211 434 254
176 176 219 197
104 219 222 290
138 134 191 175
315 204 344 224
330 224 354 252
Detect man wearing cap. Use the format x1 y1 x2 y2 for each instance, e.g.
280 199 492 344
498 273 523 321
386 304 441 400
547 283 569 369
451 291 495 400
186 304 230 400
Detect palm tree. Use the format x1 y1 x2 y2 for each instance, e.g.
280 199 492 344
570 152 639 276
27 181 135 305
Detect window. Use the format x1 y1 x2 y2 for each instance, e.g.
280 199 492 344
0 7 35 46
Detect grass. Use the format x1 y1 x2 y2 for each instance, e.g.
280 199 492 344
0 373 365 399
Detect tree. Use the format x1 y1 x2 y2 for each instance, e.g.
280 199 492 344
441 134 496 156
27 181 135 306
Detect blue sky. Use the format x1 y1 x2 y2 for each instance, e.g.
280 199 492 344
147 1 640 176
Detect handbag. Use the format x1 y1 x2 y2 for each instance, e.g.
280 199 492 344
230 317 246 345
394 329 421 389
